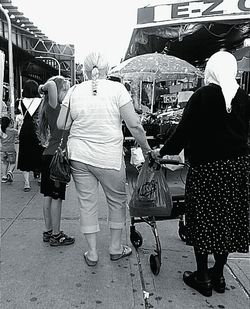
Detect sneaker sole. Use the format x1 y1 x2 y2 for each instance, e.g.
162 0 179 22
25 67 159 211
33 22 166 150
43 238 50 242
49 240 75 246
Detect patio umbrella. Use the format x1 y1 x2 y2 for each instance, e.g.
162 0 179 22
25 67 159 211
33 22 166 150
232 46 250 72
109 53 203 83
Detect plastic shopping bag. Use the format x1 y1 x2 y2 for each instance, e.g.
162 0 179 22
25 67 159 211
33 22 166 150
130 147 145 168
129 156 173 217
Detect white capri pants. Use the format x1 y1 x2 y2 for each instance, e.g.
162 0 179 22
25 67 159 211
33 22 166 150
70 159 127 234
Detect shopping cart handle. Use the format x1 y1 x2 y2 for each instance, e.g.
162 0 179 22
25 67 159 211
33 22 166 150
158 158 181 165
148 152 183 168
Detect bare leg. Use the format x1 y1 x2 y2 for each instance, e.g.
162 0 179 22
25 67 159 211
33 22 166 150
109 228 123 254
51 198 62 235
43 196 53 231
1 162 8 178
84 232 98 261
8 163 16 173
23 171 30 187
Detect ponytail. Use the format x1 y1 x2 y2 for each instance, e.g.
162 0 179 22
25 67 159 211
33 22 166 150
84 52 109 96
91 66 99 95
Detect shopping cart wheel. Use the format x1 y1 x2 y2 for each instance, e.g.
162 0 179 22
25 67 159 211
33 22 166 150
130 228 143 248
178 220 186 242
150 254 161 276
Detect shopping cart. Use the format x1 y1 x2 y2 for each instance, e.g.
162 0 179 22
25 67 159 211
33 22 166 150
128 155 188 276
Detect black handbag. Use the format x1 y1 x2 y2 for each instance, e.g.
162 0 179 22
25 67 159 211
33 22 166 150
49 145 71 184
49 86 76 184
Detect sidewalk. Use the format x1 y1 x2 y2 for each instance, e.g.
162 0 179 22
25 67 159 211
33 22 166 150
1 168 250 309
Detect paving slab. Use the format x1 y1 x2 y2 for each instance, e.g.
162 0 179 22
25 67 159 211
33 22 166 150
130 219 250 308
1 166 250 309
1 219 142 309
227 255 250 296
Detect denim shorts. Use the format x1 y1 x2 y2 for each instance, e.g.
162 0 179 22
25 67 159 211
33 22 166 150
1 151 16 164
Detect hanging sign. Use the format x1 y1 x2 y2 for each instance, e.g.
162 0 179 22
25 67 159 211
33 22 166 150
137 0 250 25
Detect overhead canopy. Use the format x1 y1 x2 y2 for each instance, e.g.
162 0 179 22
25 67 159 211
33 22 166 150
0 0 76 83
124 0 250 66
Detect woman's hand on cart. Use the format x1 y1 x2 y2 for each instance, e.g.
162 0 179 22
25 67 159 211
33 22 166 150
149 149 161 161
142 147 152 159
148 150 185 170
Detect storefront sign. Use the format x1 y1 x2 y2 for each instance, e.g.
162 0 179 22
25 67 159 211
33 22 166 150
163 93 178 104
137 0 250 25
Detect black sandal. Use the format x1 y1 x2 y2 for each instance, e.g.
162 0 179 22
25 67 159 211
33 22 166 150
183 271 212 297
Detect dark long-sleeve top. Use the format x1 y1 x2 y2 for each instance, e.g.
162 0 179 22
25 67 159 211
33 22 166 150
159 83 250 164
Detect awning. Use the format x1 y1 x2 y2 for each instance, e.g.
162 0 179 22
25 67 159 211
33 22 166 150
124 1 250 66
125 21 250 66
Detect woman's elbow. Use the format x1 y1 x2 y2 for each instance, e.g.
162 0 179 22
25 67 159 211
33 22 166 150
126 117 142 129
127 121 143 132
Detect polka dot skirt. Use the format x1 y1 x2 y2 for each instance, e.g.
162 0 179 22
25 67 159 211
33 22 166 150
185 155 250 254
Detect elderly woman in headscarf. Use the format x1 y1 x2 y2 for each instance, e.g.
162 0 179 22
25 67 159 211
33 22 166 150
57 52 151 266
152 51 250 297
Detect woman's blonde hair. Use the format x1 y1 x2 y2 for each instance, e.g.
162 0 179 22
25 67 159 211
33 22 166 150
84 52 109 95
38 76 69 145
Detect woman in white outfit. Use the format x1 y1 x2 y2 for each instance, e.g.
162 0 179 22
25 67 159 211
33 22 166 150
57 52 151 266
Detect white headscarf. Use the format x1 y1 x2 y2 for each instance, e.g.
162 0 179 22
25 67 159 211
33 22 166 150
204 51 239 113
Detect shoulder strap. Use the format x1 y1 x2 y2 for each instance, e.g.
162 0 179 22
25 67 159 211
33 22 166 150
63 85 77 130
59 85 77 147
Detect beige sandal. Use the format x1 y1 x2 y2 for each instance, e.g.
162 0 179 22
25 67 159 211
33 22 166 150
110 245 132 261
84 252 98 266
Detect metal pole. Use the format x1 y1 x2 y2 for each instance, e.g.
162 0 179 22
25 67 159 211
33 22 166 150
0 4 15 120
35 56 61 75
71 57 76 85
151 81 155 113
0 51 4 115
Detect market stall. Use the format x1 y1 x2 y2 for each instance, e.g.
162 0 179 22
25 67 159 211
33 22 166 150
124 0 250 66
233 46 250 94
117 0 249 151
109 53 203 147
